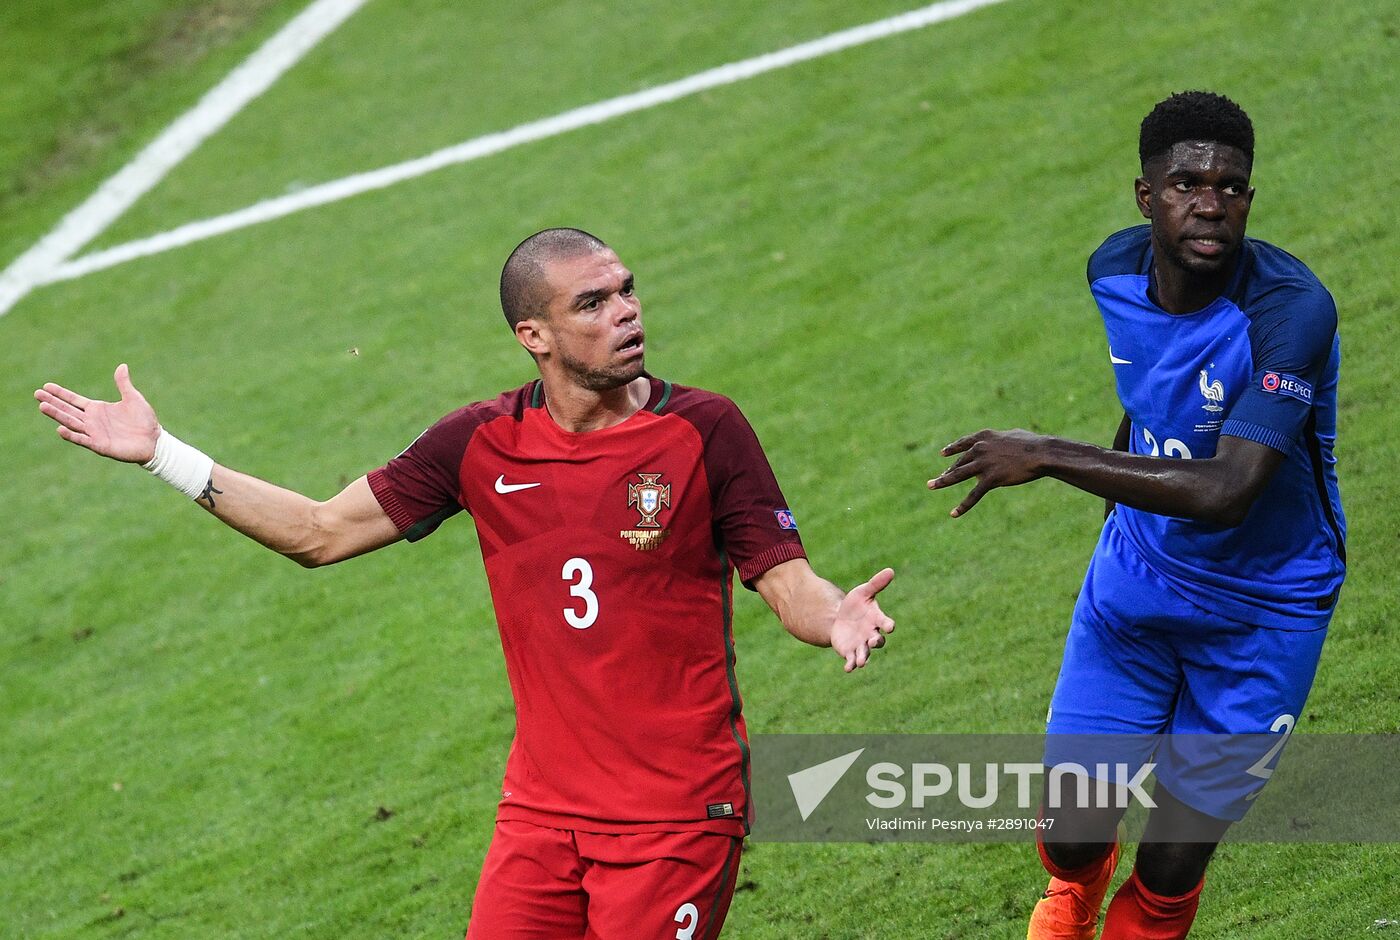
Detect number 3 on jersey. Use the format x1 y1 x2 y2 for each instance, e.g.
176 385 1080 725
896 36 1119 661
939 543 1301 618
562 557 599 630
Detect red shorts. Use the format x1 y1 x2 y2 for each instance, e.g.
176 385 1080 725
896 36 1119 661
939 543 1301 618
464 819 742 940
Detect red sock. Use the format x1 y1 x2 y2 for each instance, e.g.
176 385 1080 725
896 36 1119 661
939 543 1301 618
1100 869 1203 939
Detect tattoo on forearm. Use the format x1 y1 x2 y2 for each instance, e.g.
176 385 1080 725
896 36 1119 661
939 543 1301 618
198 478 224 509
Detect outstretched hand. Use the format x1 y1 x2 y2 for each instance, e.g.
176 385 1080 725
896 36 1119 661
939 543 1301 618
927 429 1048 517
34 364 160 463
830 567 896 672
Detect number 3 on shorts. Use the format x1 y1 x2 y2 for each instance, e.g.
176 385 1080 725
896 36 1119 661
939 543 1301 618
562 557 599 630
674 902 699 940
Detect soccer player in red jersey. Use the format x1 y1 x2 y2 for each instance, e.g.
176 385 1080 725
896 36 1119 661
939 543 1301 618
36 227 896 938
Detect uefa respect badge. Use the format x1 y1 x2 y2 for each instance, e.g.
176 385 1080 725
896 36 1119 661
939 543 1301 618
1260 371 1314 403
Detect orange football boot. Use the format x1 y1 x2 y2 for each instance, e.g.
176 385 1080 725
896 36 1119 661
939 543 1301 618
1026 840 1121 940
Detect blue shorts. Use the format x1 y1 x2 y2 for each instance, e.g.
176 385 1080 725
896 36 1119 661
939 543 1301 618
1045 518 1329 821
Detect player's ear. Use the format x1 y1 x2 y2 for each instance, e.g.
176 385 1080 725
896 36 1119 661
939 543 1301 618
1134 176 1152 219
515 317 550 357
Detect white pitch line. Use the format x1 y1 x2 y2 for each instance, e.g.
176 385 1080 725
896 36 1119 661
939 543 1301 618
0 0 370 317
31 0 1010 291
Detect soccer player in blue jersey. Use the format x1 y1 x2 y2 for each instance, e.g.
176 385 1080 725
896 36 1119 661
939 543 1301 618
930 91 1345 939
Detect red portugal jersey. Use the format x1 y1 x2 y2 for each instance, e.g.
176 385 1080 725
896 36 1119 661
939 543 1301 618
367 377 805 836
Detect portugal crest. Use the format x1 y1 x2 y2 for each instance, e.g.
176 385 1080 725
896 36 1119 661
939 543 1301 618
627 473 671 528
622 472 672 550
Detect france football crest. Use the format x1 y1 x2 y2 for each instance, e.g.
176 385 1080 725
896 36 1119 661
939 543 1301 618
1198 367 1225 413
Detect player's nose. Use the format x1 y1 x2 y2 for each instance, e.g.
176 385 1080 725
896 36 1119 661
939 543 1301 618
615 294 640 323
1193 188 1226 218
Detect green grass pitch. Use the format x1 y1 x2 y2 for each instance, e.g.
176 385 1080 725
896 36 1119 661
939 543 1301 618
3 0 1397 936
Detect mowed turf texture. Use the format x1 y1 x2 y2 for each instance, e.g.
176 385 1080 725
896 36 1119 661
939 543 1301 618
2 1 1397 937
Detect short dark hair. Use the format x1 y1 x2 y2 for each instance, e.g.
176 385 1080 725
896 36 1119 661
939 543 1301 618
1139 91 1254 170
499 227 608 327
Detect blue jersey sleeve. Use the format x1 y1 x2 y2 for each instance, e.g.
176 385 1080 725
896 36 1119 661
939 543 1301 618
1087 225 1151 284
1220 283 1337 452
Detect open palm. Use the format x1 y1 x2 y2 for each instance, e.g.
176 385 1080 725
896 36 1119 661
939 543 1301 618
34 364 160 464
831 567 896 671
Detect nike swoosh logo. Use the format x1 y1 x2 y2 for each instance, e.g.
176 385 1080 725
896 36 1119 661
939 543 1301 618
494 475 542 494
1109 349 1133 364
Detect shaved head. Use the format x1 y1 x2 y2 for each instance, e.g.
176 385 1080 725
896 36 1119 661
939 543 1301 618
500 228 609 327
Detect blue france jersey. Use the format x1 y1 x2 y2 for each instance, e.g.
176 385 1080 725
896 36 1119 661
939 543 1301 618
1088 225 1346 629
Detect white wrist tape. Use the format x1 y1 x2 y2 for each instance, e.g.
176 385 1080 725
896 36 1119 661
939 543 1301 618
142 429 215 500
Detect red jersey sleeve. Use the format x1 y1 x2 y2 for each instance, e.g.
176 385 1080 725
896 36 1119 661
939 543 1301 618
692 394 806 586
366 406 479 542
